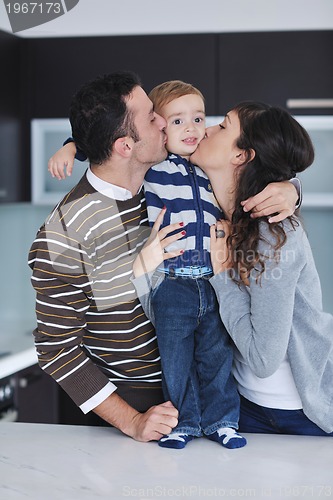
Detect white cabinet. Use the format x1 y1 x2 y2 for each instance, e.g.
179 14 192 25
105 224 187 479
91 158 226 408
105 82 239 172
296 116 333 207
31 119 85 205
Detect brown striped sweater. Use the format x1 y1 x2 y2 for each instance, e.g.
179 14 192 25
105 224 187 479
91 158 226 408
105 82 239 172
28 174 162 409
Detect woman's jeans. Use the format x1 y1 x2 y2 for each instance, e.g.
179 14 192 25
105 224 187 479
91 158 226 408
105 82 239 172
151 273 240 436
239 396 333 436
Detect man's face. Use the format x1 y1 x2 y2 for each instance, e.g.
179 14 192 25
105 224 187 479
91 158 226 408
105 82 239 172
126 86 167 169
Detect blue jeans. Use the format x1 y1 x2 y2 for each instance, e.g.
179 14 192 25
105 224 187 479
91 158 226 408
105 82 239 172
239 396 333 436
151 273 240 436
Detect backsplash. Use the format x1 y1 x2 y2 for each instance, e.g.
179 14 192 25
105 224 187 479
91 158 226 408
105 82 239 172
0 203 52 336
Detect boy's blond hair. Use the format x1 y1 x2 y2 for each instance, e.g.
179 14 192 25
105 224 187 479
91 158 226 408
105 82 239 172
148 80 205 115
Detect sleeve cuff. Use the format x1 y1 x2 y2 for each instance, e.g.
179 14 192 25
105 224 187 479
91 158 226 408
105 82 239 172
130 271 155 298
289 177 302 209
79 381 117 414
63 136 87 162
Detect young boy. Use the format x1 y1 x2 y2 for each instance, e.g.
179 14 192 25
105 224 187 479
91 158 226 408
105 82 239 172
48 80 247 450
138 81 247 449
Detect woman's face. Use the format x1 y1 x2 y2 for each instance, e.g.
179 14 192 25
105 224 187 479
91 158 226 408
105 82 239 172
191 110 241 172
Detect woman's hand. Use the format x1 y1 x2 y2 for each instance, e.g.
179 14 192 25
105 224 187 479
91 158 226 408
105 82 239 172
210 219 232 275
133 207 186 278
241 181 298 223
48 142 77 180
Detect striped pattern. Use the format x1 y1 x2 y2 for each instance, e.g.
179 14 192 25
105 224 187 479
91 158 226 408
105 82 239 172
28 174 161 407
144 154 223 268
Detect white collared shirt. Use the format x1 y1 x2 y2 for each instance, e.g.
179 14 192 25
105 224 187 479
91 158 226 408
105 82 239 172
86 167 141 200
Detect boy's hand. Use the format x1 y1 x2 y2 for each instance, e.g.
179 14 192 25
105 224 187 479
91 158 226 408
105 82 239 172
48 142 77 180
241 181 298 223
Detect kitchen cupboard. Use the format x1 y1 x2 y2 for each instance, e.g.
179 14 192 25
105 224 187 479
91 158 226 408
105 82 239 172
1 29 332 202
0 31 27 202
15 364 59 424
10 361 90 425
15 362 107 426
216 31 333 114
24 31 333 120
25 33 217 118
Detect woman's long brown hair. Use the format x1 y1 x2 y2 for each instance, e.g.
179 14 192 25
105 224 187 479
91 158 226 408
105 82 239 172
228 102 314 285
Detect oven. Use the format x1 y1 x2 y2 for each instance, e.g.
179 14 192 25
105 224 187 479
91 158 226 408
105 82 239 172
0 375 18 422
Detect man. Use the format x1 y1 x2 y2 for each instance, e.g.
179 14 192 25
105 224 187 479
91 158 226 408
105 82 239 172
29 71 298 441
29 72 178 441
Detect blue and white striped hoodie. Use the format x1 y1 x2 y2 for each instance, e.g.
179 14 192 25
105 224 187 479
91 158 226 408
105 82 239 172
144 153 223 269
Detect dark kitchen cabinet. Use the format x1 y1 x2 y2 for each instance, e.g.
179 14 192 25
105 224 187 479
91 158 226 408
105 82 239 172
216 30 333 115
14 364 59 424
26 33 217 117
13 363 104 426
0 31 29 202
1 28 332 200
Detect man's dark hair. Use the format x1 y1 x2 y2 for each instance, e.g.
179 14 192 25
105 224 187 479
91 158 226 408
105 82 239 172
69 71 141 165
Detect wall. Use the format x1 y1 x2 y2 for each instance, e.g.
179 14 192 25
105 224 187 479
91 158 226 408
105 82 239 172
1 0 333 38
0 203 51 336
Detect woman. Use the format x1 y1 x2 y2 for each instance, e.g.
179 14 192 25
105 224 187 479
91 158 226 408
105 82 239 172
190 101 333 436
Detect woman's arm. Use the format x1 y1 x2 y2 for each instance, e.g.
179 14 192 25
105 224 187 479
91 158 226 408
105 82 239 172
210 222 306 378
241 180 300 223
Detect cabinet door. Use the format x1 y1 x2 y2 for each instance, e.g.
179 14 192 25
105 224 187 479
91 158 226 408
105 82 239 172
217 31 333 114
0 31 26 202
15 364 59 424
28 33 217 117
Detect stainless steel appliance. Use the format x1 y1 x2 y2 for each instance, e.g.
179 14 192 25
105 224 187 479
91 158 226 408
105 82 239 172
0 374 18 422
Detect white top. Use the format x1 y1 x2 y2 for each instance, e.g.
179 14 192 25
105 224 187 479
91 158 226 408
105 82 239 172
233 352 302 409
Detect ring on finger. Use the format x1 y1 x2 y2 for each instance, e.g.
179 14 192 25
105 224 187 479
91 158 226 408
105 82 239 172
215 229 226 238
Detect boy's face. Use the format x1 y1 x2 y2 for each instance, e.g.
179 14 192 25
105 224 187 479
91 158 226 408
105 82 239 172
160 94 206 160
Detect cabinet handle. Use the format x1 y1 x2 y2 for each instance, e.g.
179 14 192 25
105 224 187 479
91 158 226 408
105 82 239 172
18 373 42 388
287 99 333 109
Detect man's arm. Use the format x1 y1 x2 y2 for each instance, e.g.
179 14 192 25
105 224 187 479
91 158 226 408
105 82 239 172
241 180 300 223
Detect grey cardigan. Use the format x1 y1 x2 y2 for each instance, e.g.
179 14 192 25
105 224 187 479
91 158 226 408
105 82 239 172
210 219 333 433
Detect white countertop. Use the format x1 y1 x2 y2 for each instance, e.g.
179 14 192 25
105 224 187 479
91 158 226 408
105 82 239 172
0 422 332 499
